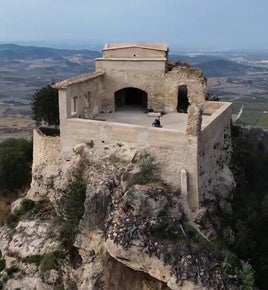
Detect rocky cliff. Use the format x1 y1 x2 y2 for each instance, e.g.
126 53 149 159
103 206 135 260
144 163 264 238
0 142 237 290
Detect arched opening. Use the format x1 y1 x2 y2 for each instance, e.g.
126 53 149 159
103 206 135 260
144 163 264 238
114 87 148 111
177 85 190 113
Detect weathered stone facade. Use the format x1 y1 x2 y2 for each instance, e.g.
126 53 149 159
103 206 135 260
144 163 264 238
50 43 234 210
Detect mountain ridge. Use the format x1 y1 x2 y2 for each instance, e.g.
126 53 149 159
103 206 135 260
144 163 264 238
0 43 101 60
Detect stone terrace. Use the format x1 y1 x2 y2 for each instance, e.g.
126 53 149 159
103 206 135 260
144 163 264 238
94 107 212 131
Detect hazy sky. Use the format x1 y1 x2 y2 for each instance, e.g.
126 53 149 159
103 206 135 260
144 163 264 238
0 0 268 50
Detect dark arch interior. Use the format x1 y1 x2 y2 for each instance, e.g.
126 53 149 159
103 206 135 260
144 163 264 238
177 85 190 113
115 88 148 110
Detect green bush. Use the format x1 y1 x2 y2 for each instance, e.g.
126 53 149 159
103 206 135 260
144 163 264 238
58 181 86 250
54 284 65 290
59 222 77 250
23 255 43 266
31 85 59 126
137 156 154 184
59 181 86 224
20 199 35 212
223 226 235 246
5 266 19 277
237 260 255 290
0 138 32 195
40 253 57 273
5 212 20 229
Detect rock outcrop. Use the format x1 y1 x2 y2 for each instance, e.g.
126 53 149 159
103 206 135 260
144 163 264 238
0 142 237 289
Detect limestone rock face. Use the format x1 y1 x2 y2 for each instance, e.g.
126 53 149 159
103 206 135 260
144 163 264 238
7 220 60 258
0 143 237 289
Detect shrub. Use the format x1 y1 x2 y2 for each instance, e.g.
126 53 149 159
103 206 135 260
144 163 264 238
31 85 59 126
223 226 235 246
5 266 19 277
23 255 43 266
54 285 65 290
60 181 86 224
20 199 35 212
58 181 86 250
0 138 32 195
237 260 255 290
58 222 77 250
137 156 154 184
40 253 57 273
5 212 20 229
109 153 119 164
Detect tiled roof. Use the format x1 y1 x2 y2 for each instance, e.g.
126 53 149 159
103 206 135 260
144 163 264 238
53 72 104 89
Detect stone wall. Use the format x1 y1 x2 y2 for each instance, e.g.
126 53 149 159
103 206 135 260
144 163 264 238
52 44 233 211
61 118 199 209
95 61 206 113
198 102 234 203
32 129 61 170
58 74 104 121
164 65 207 111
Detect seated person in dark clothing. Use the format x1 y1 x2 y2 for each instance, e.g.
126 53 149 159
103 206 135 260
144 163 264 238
152 117 162 127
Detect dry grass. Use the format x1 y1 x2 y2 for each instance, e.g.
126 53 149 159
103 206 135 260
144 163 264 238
0 114 34 141
0 115 34 129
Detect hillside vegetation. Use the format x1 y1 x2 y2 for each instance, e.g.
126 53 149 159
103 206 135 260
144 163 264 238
224 126 268 289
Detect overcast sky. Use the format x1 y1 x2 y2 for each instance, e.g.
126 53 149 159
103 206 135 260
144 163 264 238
0 0 268 50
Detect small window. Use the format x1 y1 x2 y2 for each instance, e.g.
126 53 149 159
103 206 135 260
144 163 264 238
73 96 78 113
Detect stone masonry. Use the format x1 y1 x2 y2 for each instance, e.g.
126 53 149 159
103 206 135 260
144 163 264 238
48 43 234 210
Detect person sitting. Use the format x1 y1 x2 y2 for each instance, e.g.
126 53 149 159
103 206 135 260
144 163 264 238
152 117 162 128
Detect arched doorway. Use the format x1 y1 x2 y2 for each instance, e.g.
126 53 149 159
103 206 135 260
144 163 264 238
114 87 148 111
177 85 190 113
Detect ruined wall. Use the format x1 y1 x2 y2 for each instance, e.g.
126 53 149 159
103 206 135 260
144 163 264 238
32 129 61 170
198 102 234 203
96 60 206 113
61 118 199 209
164 65 207 112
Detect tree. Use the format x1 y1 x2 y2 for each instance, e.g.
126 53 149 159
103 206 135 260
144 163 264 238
0 138 33 195
31 85 59 126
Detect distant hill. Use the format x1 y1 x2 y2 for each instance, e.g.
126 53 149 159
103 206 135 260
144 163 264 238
169 54 222 64
169 54 249 77
197 59 249 77
0 44 101 60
